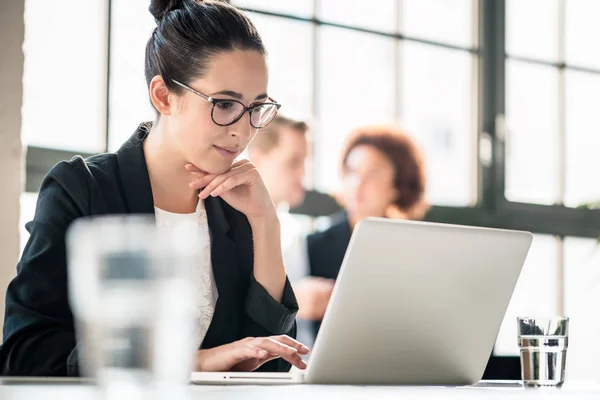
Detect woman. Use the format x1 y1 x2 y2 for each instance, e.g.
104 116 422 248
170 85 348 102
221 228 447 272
0 0 309 376
301 125 428 329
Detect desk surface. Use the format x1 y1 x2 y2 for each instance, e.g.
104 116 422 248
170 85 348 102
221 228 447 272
1 379 600 399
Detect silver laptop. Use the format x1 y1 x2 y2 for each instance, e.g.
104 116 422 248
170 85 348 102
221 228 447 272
191 217 533 385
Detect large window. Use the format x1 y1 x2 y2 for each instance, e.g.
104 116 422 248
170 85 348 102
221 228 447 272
238 0 478 206
20 0 600 379
21 0 107 153
505 0 600 207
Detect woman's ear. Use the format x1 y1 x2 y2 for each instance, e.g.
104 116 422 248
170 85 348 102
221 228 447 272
149 75 173 116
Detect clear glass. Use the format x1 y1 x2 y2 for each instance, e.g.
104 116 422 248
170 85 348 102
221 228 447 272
233 0 314 18
517 317 569 387
248 13 314 119
505 60 560 205
108 0 156 151
401 0 473 48
400 42 475 206
564 71 600 207
66 216 198 398
506 0 559 62
316 27 396 193
495 235 559 356
565 0 600 69
563 237 600 382
22 0 106 153
318 0 397 32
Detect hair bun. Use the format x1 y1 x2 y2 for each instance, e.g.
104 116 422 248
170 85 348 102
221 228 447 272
149 0 185 22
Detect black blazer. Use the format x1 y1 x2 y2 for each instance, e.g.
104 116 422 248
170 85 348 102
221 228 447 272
307 216 351 281
0 124 298 376
306 216 351 336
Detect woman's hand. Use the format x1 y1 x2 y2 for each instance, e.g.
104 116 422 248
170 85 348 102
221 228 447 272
187 159 286 301
186 160 275 221
294 277 335 321
194 335 310 372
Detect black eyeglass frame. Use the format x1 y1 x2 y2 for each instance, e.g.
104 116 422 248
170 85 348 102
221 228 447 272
171 79 281 128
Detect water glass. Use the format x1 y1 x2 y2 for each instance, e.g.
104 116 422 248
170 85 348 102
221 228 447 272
66 215 198 398
517 317 569 387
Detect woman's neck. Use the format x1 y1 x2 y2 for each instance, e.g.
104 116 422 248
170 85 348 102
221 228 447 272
144 120 199 214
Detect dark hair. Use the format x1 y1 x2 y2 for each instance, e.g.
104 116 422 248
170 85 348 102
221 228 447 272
146 0 265 103
341 125 429 220
248 114 310 154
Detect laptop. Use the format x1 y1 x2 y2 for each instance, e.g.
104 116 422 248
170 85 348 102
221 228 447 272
191 217 533 385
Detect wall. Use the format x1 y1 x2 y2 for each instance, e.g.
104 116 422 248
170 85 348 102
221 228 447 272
0 0 25 337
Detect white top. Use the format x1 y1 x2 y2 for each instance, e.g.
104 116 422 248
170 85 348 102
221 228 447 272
277 210 314 347
154 201 218 348
278 210 309 283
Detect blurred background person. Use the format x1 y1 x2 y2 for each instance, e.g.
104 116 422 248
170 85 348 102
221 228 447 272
247 114 310 283
248 115 317 347
303 125 429 336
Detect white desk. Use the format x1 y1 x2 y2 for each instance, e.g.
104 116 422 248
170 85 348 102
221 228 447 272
1 380 600 400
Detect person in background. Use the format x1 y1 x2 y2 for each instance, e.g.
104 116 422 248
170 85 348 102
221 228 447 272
0 0 309 376
248 114 328 348
305 125 429 334
247 115 310 283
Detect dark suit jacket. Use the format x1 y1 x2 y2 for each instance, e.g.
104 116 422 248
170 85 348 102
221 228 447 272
306 216 351 336
0 123 298 376
307 216 351 281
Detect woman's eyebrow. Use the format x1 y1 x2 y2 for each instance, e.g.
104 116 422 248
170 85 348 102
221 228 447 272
209 91 269 101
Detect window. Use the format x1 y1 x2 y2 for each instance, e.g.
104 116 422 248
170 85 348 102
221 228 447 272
248 13 314 118
401 0 473 47
565 0 600 70
19 193 38 254
21 0 107 153
564 71 600 207
505 0 600 208
401 43 475 205
318 0 397 32
316 27 396 192
235 0 313 18
505 61 560 205
506 0 559 62
108 0 156 151
564 237 600 381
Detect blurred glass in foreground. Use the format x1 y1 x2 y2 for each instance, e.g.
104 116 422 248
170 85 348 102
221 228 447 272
67 216 198 399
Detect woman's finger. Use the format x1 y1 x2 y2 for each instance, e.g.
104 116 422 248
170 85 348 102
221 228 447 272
198 164 255 199
185 159 250 173
272 335 310 355
252 337 298 357
189 170 210 178
189 174 216 190
252 338 307 370
229 344 269 365
207 172 248 198
280 352 308 370
185 163 205 173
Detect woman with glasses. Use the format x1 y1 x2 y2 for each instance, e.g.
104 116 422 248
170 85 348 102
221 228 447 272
299 125 429 336
0 0 308 376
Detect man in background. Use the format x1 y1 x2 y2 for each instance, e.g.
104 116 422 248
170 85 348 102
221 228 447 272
248 115 334 347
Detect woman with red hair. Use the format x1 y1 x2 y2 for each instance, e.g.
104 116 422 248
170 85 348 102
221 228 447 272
295 125 429 332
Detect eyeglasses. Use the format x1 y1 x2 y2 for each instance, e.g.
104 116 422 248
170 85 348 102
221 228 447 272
171 79 281 129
